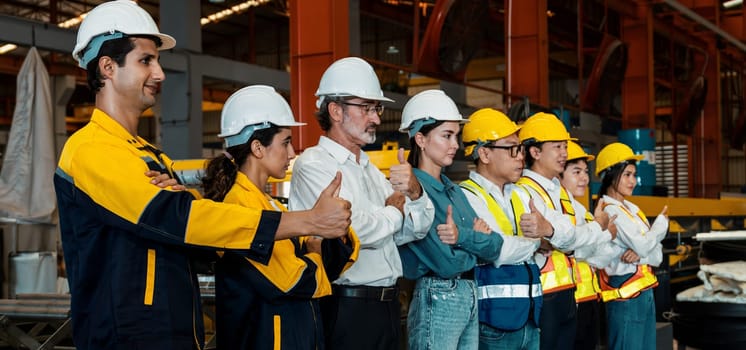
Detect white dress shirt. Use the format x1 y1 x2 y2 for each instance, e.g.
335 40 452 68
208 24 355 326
600 195 669 276
289 136 435 287
570 198 619 269
519 169 612 267
461 171 540 267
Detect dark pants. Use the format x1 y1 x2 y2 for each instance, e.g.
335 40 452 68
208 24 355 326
574 300 601 350
539 288 577 350
320 286 400 350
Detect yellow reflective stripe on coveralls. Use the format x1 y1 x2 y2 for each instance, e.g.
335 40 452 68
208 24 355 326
516 177 575 293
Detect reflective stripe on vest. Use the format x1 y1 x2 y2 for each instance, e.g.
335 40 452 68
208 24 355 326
598 202 658 302
574 209 602 303
460 179 543 330
599 265 658 302
517 177 575 294
478 284 544 300
574 262 601 303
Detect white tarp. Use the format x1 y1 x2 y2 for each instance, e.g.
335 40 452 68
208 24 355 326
0 47 56 223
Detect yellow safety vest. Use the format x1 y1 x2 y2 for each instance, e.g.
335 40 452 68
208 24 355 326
516 177 575 294
573 211 602 303
460 180 526 237
598 203 658 302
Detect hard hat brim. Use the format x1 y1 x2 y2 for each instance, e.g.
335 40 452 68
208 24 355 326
568 154 595 162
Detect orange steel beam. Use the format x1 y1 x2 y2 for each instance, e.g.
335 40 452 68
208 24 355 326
289 0 349 151
506 0 549 106
621 2 654 129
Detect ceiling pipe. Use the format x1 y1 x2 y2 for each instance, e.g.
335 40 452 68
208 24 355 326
662 0 746 53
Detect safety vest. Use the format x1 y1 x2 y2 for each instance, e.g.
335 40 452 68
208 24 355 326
572 211 602 303
516 177 575 294
598 203 658 302
460 179 543 330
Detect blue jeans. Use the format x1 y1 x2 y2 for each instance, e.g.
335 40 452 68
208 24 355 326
606 285 656 350
408 277 478 350
479 322 539 350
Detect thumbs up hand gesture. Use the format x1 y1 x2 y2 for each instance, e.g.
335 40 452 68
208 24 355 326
593 198 612 231
389 148 422 200
436 205 459 245
520 199 554 238
310 171 352 239
659 205 669 218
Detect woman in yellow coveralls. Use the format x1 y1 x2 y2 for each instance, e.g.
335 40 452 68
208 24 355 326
202 85 360 350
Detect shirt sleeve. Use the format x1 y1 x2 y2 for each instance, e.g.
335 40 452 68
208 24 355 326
395 190 435 245
242 240 332 300
575 240 623 269
561 221 612 252
522 191 575 249
64 141 277 256
604 205 663 259
460 188 539 266
289 158 402 249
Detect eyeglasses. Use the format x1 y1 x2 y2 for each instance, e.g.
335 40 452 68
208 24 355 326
341 102 384 116
483 143 525 158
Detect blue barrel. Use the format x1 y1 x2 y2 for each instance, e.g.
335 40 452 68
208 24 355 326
618 128 656 195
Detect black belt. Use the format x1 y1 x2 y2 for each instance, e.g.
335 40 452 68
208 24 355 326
333 285 399 302
424 269 475 280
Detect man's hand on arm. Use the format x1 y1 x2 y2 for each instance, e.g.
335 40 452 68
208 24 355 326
389 148 422 200
436 205 459 245
520 199 554 239
145 170 186 191
276 171 351 240
385 191 406 215
621 248 640 263
593 198 611 231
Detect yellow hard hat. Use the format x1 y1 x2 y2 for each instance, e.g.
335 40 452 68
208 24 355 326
567 141 595 162
595 142 644 176
462 108 520 158
518 112 577 143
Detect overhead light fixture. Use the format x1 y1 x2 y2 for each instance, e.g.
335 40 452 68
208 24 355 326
386 45 399 54
724 0 743 9
58 13 87 28
0 44 17 54
201 0 270 25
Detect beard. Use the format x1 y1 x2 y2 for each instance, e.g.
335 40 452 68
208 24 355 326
342 112 377 145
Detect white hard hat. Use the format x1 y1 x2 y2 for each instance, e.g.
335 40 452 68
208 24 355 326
73 0 176 68
315 57 394 108
399 90 467 137
219 85 305 148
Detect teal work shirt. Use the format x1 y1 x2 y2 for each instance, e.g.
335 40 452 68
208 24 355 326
399 168 503 279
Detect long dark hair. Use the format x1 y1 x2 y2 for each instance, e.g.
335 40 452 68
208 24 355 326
595 160 636 209
202 125 284 202
406 121 445 168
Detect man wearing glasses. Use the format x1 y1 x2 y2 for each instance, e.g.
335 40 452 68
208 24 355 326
459 108 551 350
289 57 434 350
